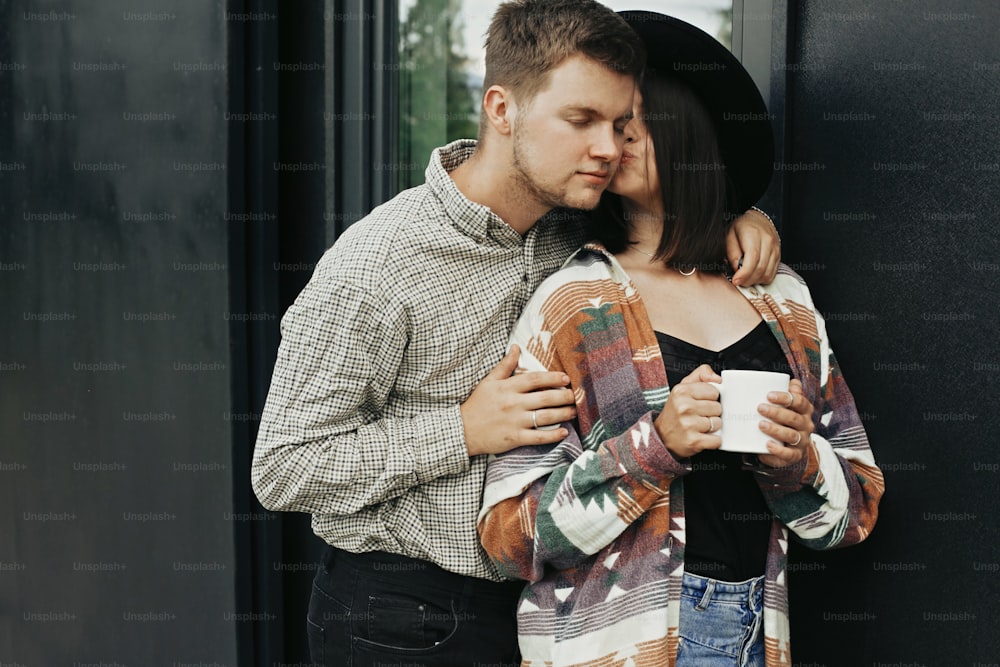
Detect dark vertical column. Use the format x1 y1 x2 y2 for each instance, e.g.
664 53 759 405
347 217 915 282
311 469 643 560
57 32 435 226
241 1 400 663
0 1 17 659
228 1 283 665
779 1 1000 663
252 2 332 663
331 0 399 241
0 1 239 663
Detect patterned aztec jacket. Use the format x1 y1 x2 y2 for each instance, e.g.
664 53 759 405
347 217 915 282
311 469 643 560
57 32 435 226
477 243 884 667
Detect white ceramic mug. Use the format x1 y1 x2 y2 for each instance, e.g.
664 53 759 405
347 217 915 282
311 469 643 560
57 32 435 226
710 370 791 453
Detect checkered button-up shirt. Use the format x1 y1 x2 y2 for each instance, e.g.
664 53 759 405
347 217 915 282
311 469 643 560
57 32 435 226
251 140 585 579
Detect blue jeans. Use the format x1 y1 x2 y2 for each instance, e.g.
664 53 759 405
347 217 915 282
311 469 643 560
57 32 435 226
307 546 523 667
676 571 765 667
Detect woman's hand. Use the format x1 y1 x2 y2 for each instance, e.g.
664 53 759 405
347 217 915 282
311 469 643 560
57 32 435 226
726 208 780 287
756 378 814 467
654 364 723 459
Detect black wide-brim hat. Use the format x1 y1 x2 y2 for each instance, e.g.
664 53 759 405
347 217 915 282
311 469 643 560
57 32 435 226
619 10 775 211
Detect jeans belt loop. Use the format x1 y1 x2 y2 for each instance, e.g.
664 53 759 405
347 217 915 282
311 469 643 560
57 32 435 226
695 578 716 611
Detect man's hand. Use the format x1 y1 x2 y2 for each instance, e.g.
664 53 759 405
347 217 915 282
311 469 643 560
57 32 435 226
460 345 577 457
726 207 780 286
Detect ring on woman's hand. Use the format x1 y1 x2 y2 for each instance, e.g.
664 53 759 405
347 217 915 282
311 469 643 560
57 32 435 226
789 431 802 447
708 416 718 433
531 410 539 429
783 391 795 408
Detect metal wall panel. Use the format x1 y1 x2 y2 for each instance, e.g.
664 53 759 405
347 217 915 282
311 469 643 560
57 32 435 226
777 1 999 663
0 2 239 662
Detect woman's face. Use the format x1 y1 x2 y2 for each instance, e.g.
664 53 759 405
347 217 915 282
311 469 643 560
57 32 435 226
608 91 660 209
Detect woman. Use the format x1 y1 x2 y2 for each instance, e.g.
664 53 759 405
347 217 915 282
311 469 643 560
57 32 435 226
477 11 884 667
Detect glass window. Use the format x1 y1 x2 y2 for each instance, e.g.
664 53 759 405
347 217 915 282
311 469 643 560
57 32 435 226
396 0 732 191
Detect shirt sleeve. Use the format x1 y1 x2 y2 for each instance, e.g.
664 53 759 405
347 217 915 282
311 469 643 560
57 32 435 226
749 284 884 550
250 257 469 516
477 286 688 583
478 413 688 583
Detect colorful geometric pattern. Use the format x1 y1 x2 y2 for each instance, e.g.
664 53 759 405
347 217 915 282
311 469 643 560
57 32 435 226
478 243 884 666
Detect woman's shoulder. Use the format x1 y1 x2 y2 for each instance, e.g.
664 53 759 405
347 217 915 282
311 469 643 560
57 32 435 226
536 242 619 288
747 262 822 314
511 243 633 357
520 242 626 315
765 262 811 294
563 241 617 271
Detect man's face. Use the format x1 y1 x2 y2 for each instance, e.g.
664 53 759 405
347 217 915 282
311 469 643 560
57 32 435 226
508 54 635 212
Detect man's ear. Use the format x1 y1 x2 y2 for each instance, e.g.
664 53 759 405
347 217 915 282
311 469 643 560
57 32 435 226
482 84 516 136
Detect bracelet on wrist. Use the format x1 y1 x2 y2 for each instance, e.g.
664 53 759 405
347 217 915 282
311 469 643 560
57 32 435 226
750 205 777 232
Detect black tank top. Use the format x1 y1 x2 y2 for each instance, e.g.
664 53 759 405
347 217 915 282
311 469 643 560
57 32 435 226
655 320 792 581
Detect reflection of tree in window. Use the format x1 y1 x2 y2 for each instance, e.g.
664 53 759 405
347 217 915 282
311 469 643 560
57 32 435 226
714 6 732 48
398 0 479 190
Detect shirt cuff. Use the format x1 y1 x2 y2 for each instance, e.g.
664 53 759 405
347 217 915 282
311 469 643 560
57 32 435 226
411 405 471 483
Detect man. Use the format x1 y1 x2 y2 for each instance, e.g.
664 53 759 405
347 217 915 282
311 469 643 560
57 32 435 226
251 1 780 665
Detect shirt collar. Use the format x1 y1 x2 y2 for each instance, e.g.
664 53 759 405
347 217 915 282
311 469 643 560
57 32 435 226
425 139 504 243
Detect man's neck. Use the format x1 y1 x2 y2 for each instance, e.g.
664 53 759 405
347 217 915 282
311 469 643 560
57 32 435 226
449 148 550 236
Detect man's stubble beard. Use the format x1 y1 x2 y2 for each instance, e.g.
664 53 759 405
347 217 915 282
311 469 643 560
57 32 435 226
510 116 579 213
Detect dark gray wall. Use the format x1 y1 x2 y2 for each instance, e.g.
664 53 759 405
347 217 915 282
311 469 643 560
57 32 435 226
777 1 1000 663
1 0 395 664
0 2 240 663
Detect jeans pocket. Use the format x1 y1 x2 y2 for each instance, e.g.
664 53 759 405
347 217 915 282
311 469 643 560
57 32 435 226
306 616 325 664
679 595 745 658
361 593 458 652
308 581 353 666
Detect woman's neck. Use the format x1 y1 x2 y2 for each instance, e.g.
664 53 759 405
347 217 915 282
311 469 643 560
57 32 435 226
621 198 666 253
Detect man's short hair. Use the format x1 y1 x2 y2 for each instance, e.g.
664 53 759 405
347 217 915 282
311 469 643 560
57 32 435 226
483 0 645 108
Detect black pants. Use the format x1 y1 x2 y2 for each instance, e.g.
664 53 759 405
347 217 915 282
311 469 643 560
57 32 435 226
307 546 524 667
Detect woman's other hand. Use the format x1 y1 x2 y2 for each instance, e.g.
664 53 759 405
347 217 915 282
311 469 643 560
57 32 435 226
756 378 814 467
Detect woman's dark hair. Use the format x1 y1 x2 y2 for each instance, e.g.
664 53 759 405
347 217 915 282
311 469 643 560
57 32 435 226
589 68 737 272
